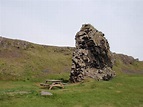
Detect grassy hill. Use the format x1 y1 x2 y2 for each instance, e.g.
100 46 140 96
0 36 143 81
0 37 74 81
0 37 143 107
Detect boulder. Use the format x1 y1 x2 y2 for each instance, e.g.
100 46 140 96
70 24 115 82
40 91 53 96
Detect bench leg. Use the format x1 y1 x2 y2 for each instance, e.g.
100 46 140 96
49 83 55 90
49 85 53 90
60 83 64 88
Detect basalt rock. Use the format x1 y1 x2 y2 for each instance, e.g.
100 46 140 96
70 24 115 82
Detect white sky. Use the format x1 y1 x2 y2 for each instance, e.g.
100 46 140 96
0 0 143 60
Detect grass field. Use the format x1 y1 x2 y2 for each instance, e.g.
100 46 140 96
0 73 143 107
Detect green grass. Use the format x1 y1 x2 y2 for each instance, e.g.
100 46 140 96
0 74 143 107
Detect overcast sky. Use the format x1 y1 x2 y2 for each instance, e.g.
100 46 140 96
0 0 143 60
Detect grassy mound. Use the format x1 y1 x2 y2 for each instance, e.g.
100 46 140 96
0 37 74 81
0 37 143 81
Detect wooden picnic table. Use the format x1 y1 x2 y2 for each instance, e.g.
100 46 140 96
40 80 64 90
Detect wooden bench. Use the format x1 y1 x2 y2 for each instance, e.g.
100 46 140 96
40 80 64 90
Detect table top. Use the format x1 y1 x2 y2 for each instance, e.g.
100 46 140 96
46 80 62 82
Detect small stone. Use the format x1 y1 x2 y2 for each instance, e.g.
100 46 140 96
40 91 53 96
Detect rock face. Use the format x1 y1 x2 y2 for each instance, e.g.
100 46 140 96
70 24 115 82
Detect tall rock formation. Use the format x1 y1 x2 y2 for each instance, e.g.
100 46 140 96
70 24 115 82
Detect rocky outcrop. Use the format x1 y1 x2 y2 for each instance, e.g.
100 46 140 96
0 36 34 50
70 24 116 82
113 53 138 65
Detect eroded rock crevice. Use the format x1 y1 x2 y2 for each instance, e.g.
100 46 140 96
70 24 115 82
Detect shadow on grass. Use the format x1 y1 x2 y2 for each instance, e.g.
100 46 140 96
59 78 69 83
